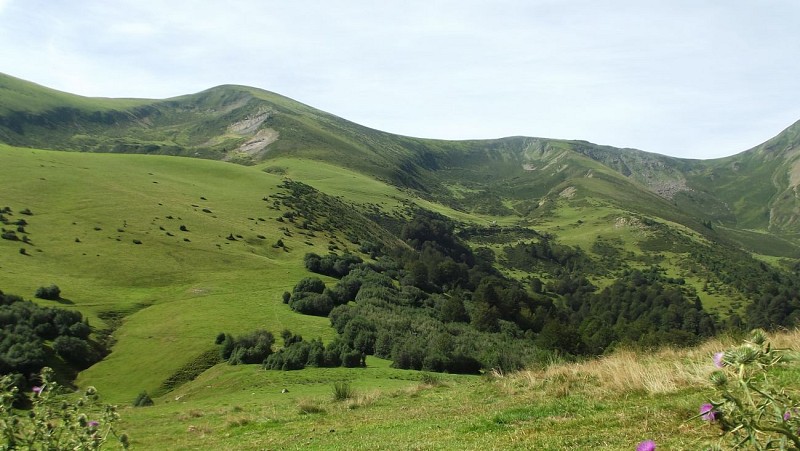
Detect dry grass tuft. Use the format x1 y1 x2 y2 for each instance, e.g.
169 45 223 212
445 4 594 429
506 329 800 396
225 416 251 428
345 391 380 410
176 409 205 420
297 399 326 415
186 424 212 436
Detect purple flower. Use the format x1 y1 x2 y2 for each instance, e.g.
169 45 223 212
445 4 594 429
88 420 99 428
700 403 717 421
636 439 656 451
784 411 791 421
31 386 42 394
713 352 725 368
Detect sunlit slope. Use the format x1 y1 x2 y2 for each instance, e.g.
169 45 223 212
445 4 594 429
4 71 800 244
682 120 800 234
1 146 401 401
0 140 794 404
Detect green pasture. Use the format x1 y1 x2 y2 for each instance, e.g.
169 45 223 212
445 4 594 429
0 146 342 401
117 360 711 450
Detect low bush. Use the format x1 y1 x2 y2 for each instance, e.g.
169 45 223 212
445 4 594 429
1 231 19 241
132 391 154 407
34 284 61 300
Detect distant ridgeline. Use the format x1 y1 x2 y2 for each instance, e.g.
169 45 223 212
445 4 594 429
2 72 800 238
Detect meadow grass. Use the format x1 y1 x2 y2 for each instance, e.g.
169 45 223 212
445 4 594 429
0 146 342 401
2 146 799 449
117 331 800 450
256 158 407 210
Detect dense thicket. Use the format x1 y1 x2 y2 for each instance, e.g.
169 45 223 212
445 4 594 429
688 246 800 329
503 237 594 274
218 330 275 365
568 268 717 353
280 209 735 373
264 190 800 375
0 289 101 384
304 253 362 278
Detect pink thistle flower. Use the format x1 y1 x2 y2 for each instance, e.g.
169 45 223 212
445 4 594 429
88 420 99 428
31 386 42 394
784 411 791 421
713 352 725 368
636 439 656 451
700 403 717 421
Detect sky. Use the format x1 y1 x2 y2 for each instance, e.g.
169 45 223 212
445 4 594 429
1 1 799 159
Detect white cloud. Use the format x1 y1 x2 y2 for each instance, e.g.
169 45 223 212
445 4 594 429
1 0 800 158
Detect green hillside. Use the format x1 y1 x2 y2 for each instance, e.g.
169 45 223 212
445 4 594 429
3 71 800 246
1 74 800 449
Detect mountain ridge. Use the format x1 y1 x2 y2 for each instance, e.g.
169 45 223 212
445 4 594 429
3 73 800 450
1 71 799 240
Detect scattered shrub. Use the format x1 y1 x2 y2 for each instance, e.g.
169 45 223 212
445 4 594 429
132 391 154 407
34 285 61 300
214 332 226 344
1 231 19 241
281 329 303 347
290 292 334 316
219 333 235 361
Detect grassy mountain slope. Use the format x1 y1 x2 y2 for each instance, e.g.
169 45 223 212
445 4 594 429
0 143 783 400
2 74 800 448
3 72 800 252
0 146 382 401
684 121 800 234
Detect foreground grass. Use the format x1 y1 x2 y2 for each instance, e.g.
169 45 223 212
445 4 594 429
119 361 705 450
117 330 800 449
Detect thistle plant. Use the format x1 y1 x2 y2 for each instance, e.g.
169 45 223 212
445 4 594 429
0 367 129 449
700 329 800 450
